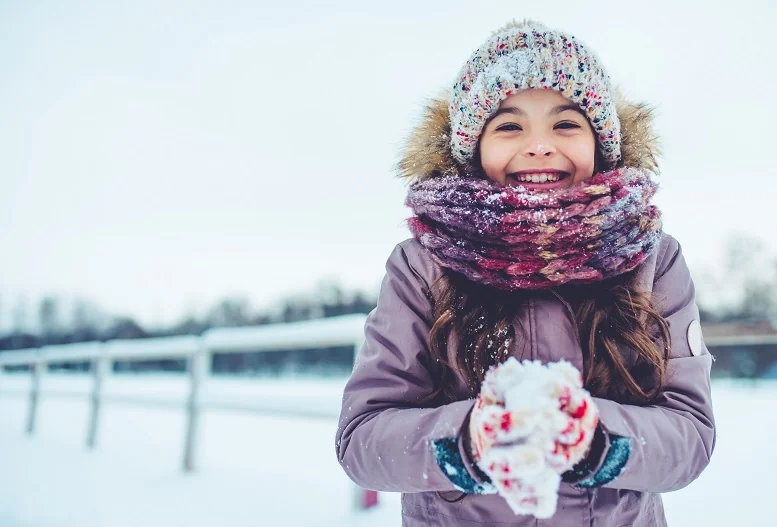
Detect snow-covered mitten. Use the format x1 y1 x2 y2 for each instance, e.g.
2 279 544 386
542 361 600 473
480 444 561 518
467 358 599 518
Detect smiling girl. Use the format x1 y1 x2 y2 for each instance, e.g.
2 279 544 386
336 19 715 526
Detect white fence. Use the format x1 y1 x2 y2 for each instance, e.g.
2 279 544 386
0 314 376 510
2 315 776 512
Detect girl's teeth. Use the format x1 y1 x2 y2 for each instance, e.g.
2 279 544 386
517 173 563 183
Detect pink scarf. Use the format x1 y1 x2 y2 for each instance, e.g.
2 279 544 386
405 168 662 290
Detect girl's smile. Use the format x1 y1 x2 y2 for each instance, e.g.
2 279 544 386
506 169 572 190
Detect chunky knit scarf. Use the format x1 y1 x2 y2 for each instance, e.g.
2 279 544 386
405 168 663 291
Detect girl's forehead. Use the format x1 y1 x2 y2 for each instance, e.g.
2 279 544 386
498 89 575 109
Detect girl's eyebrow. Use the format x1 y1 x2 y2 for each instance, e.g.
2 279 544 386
550 104 586 117
491 106 526 119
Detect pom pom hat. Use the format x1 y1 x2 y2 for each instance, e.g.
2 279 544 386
449 20 621 168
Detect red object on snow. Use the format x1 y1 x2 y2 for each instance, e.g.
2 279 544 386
362 489 379 509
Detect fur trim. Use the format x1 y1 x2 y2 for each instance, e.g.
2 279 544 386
615 90 661 173
397 90 660 182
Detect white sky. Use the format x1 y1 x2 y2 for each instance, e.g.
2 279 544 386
1 0 776 331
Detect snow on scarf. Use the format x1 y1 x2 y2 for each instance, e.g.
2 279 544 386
405 168 662 291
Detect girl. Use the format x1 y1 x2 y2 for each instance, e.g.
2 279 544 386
336 19 715 526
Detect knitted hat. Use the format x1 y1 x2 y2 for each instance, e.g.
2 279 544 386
449 20 621 168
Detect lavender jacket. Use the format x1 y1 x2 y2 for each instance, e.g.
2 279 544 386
335 233 715 526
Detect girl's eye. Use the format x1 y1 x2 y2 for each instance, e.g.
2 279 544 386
555 121 581 130
495 123 522 132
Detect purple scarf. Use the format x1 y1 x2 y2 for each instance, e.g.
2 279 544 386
405 168 662 291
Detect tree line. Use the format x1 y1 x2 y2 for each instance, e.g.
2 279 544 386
0 283 375 375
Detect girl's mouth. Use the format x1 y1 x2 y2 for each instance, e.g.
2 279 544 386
506 171 572 190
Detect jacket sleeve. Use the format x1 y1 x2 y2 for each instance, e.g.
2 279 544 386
335 242 490 493
572 236 716 492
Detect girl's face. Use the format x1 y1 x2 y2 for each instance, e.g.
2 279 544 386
477 89 597 190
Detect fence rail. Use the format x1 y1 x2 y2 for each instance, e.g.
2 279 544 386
703 334 777 347
0 314 372 510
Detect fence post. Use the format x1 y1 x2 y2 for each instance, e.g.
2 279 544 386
25 354 44 436
183 339 210 472
349 334 378 511
86 345 111 449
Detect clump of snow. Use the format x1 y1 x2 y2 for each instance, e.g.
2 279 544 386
473 358 596 519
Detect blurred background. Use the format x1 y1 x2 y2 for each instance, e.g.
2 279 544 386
1 1 775 526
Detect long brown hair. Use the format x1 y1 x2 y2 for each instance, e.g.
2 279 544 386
425 268 671 405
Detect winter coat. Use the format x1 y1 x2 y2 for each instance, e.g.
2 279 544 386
335 94 716 526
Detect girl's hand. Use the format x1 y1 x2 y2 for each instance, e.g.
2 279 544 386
467 391 498 463
543 368 600 473
465 358 600 518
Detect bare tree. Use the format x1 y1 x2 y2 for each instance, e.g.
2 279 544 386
720 235 777 321
38 295 61 344
11 295 28 334
68 298 107 343
206 297 252 327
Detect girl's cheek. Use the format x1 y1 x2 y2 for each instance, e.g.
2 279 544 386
483 165 504 184
479 144 507 182
569 143 596 180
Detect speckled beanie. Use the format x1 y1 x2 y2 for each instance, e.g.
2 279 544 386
450 19 621 168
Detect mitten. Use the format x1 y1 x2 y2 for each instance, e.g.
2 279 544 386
467 358 600 518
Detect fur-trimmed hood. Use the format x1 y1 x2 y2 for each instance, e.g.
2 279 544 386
397 90 660 182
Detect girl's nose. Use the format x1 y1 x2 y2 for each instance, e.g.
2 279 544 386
524 141 555 158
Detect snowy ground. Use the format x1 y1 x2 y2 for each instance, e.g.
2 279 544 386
0 373 773 526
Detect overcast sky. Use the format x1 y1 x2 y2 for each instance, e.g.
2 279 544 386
1 0 775 331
